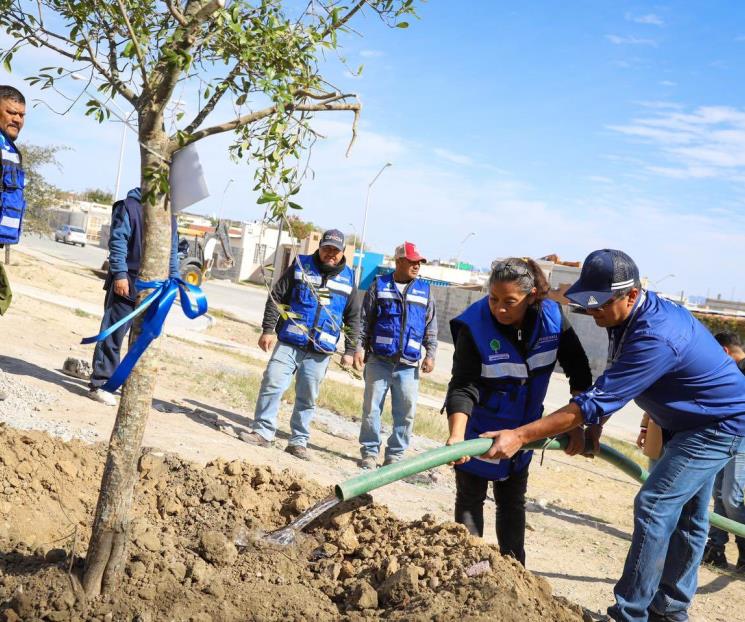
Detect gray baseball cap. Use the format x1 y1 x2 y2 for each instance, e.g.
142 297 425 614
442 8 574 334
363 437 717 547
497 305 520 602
320 229 345 251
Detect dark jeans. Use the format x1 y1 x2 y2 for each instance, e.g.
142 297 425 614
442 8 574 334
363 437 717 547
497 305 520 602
454 467 529 565
89 285 135 390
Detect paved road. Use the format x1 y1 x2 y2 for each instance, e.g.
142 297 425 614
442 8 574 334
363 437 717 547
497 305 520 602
19 234 268 324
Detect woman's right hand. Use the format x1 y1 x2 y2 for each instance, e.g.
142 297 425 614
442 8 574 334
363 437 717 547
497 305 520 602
446 435 470 466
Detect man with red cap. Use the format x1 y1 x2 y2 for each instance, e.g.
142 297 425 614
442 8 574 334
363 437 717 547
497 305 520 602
355 241 438 469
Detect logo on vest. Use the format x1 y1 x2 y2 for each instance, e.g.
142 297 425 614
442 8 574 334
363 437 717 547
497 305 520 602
488 353 510 361
489 339 501 352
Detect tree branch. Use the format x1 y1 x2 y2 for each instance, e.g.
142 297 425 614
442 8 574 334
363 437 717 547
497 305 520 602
5 7 141 106
173 101 361 151
302 0 367 51
166 0 188 27
114 0 151 95
148 0 225 116
183 64 241 134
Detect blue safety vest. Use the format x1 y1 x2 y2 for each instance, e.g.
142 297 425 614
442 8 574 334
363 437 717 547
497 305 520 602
277 255 354 354
0 129 25 245
370 273 430 363
450 297 563 480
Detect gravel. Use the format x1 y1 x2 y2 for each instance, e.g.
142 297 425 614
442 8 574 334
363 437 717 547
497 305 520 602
0 367 99 443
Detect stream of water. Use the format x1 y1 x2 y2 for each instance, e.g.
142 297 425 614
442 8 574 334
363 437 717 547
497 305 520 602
236 494 341 547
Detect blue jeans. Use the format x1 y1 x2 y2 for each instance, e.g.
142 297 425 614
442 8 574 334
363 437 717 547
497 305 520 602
708 449 745 548
608 426 745 622
251 341 331 447
359 355 419 461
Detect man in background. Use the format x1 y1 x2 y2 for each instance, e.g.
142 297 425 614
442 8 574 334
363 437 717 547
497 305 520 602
702 331 745 571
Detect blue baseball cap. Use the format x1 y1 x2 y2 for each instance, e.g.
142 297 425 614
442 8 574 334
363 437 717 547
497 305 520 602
565 249 640 309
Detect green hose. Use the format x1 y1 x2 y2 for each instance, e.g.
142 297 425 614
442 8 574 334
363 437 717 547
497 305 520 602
334 436 745 538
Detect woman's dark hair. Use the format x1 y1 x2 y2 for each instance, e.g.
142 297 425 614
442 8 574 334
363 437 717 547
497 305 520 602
488 257 550 305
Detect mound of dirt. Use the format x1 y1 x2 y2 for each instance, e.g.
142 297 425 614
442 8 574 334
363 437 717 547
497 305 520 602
0 424 586 621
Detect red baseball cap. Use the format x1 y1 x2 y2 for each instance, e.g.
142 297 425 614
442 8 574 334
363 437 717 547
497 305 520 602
394 242 427 263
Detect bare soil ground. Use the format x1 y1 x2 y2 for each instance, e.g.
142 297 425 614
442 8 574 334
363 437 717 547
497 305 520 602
0 248 742 621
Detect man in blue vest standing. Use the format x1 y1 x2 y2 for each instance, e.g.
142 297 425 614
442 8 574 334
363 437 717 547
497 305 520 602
479 249 745 622
240 229 360 460
0 85 26 402
355 241 437 469
88 187 180 405
0 85 26 250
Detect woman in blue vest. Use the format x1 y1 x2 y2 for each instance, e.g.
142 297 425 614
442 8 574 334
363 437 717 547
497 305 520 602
445 257 592 565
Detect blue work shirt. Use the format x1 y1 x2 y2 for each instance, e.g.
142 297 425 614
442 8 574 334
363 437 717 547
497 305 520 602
573 291 745 435
109 196 180 280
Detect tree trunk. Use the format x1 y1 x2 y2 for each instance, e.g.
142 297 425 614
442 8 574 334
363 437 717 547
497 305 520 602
82 124 173 598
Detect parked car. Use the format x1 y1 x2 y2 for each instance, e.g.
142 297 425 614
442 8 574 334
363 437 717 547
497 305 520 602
54 224 87 246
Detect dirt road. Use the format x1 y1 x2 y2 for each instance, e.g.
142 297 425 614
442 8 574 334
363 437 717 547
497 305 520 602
0 246 742 620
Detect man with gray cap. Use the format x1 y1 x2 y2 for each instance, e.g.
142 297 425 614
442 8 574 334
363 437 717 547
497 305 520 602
477 249 745 622
241 229 360 460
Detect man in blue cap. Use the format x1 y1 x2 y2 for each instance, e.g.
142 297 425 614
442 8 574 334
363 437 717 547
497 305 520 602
240 229 360 460
477 249 745 622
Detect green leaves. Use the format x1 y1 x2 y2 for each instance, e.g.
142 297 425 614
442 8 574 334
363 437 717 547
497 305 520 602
2 51 12 72
2 0 420 226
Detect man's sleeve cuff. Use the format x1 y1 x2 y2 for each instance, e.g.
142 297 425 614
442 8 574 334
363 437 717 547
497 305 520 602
570 393 605 426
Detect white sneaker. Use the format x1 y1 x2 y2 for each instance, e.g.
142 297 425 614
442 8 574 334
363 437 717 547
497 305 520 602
88 388 117 406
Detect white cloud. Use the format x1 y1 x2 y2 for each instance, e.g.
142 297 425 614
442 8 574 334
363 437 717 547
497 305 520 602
659 80 677 87
606 34 658 46
260 118 745 296
610 105 745 180
625 13 665 26
433 148 473 166
360 49 384 58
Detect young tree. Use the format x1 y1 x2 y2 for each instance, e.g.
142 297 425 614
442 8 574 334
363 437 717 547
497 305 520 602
286 214 316 241
17 143 65 233
0 0 416 597
81 187 114 205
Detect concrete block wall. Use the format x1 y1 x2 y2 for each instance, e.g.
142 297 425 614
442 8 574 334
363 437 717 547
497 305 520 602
431 286 487 342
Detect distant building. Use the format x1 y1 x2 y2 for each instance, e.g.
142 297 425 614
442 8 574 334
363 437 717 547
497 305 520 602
48 198 112 244
699 296 745 315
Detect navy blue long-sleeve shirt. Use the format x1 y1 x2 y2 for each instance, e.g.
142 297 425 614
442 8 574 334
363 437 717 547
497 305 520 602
108 207 179 280
572 291 745 435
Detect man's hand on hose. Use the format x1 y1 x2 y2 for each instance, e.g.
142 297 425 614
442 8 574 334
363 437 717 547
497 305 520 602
479 429 522 460
564 426 586 456
584 423 603 457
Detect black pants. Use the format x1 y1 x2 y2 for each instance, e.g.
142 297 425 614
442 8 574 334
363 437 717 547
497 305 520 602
454 467 529 566
89 285 135 390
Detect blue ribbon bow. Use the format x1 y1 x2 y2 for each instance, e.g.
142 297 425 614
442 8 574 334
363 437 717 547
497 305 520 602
82 277 208 392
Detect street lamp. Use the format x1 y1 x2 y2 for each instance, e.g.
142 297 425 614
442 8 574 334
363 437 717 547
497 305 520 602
355 162 392 287
455 232 476 269
217 178 235 220
71 72 135 200
348 221 358 265
651 273 675 289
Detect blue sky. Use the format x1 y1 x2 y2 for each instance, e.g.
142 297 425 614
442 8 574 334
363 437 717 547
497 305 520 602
3 1 745 299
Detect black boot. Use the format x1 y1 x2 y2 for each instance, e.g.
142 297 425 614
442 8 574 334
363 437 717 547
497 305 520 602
702 540 728 569
736 538 745 573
